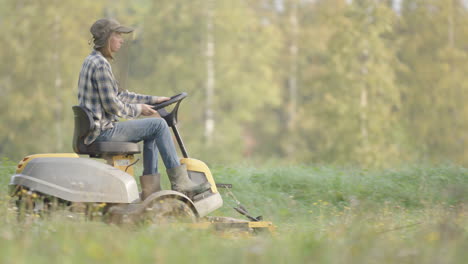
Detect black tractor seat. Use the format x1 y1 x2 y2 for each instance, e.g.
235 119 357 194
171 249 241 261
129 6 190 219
72 106 140 157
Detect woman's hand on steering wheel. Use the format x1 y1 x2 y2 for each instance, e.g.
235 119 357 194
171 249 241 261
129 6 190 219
151 92 188 111
141 97 170 116
141 104 157 116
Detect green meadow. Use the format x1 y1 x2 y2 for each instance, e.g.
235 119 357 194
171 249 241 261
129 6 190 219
2 1 468 263
1 158 467 264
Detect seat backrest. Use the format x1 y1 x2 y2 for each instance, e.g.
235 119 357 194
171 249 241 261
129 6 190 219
72 106 95 154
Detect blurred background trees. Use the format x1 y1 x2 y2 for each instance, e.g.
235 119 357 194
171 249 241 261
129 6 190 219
0 0 467 167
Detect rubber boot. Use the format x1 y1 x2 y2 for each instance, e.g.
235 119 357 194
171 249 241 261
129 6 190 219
139 174 162 200
166 164 211 196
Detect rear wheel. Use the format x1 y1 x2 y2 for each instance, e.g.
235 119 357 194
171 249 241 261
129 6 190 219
11 186 103 222
11 186 58 221
141 197 197 225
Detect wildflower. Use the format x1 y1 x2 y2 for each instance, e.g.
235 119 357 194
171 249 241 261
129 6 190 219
426 231 439 242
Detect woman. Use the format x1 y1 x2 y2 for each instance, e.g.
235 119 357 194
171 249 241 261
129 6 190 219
77 18 209 199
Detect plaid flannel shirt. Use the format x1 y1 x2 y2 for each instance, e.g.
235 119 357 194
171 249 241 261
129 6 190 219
78 50 159 145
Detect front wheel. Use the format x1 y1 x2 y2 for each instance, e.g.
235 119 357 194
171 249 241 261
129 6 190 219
141 197 197 225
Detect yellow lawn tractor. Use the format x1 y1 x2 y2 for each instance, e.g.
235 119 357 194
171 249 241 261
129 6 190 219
9 93 274 234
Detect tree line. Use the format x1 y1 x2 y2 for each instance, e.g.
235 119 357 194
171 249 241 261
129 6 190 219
0 0 467 167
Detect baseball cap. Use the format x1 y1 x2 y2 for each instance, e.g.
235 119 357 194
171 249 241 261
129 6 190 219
90 18 134 49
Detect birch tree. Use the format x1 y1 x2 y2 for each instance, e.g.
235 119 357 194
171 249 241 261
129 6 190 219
318 0 402 166
398 0 468 165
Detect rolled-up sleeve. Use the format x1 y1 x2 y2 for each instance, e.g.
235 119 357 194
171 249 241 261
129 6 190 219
94 65 141 118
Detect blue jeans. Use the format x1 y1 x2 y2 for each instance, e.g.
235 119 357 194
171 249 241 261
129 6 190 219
95 118 180 175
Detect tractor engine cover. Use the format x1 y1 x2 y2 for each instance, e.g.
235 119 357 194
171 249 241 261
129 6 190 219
10 157 140 203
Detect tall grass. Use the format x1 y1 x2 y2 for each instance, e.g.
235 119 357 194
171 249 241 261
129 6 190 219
211 163 468 222
0 158 467 263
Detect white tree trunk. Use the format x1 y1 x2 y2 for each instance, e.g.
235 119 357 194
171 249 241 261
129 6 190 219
448 0 455 48
284 0 299 156
360 37 369 149
54 13 63 151
360 83 368 145
204 0 215 146
288 0 298 132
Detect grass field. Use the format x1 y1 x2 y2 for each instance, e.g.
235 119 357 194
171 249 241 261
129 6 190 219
1 158 467 264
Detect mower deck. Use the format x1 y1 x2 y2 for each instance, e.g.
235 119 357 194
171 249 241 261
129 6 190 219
191 216 276 235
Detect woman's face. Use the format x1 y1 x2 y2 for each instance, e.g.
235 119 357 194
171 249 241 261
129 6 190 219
109 32 124 53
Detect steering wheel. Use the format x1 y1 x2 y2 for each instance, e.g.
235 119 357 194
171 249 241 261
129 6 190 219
151 92 187 110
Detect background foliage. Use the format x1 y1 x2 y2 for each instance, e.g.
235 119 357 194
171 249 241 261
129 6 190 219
0 0 467 167
1 159 467 263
